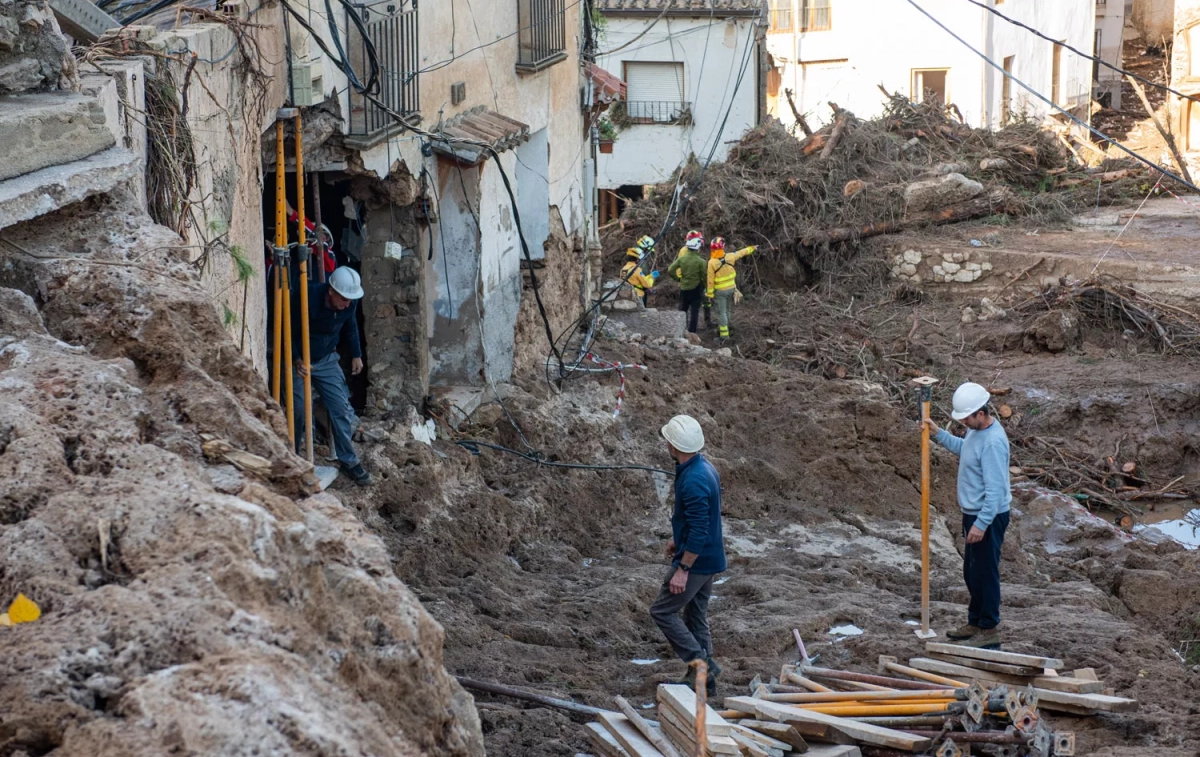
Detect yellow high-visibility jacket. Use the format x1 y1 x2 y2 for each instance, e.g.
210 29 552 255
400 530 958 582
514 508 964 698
705 247 754 297
622 259 655 294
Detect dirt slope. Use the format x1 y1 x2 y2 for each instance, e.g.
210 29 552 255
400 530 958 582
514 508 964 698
0 193 483 756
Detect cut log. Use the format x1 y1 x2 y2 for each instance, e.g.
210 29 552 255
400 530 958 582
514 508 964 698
726 698 932 752
588 722 634 757
616 696 684 757
802 133 829 156
736 721 810 752
599 713 668 757
998 404 1014 419
924 643 1063 670
801 188 1016 247
658 684 733 737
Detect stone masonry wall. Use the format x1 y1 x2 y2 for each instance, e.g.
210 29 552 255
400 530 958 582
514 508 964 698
0 0 77 95
360 201 428 410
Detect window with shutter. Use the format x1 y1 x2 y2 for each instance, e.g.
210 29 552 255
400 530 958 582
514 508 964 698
621 62 689 124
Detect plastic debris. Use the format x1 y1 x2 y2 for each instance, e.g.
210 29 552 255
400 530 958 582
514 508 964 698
7 593 41 624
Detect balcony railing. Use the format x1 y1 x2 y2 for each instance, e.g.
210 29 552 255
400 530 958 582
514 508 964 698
769 7 793 32
611 101 693 126
348 4 420 138
517 0 567 72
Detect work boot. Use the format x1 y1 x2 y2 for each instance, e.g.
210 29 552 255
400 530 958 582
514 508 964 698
959 625 1002 650
341 462 373 486
946 623 981 641
705 656 722 697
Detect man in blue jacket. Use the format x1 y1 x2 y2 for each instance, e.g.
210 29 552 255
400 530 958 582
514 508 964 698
651 414 726 695
923 381 1011 650
293 266 371 485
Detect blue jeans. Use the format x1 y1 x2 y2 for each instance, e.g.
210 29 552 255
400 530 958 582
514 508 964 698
962 510 1009 630
293 352 359 467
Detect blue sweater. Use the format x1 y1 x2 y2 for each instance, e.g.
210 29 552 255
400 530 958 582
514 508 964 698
671 454 727 574
294 282 362 362
934 422 1012 529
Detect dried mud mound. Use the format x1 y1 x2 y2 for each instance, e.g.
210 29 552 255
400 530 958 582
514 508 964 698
0 195 483 757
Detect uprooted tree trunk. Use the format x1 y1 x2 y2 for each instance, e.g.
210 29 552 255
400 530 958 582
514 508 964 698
800 187 1018 247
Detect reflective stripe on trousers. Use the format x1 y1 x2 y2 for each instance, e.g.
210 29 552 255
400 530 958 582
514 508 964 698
713 289 735 337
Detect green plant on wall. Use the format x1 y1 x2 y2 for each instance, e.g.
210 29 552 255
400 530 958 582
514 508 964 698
598 117 618 142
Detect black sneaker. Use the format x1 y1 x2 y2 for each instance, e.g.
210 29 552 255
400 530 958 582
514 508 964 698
341 463 372 486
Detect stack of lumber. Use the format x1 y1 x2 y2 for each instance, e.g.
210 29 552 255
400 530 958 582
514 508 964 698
586 684 814 757
905 642 1139 716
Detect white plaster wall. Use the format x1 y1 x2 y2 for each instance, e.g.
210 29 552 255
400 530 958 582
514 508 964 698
595 14 761 187
477 151 523 384
764 0 1093 130
1096 0 1126 107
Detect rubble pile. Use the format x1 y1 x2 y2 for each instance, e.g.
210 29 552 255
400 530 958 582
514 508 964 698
613 97 1149 275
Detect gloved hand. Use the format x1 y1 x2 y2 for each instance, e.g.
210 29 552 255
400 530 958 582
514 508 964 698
746 245 756 254
734 290 744 305
651 271 660 279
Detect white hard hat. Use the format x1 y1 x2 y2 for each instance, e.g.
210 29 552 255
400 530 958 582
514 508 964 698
329 266 364 300
661 414 705 453
951 382 991 420
686 238 704 250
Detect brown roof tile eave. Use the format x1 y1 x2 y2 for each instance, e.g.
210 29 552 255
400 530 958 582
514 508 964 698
592 0 764 17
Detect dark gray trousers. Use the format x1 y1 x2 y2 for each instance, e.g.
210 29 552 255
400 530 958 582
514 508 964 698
649 567 715 663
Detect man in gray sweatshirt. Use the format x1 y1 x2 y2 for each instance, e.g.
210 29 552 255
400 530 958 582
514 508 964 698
923 381 1011 649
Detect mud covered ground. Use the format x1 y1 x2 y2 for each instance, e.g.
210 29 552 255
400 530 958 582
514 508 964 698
340 250 1200 757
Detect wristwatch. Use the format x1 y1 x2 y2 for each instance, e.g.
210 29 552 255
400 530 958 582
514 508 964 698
678 563 691 572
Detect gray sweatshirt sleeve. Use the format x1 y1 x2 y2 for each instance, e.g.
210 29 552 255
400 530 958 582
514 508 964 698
934 428 964 456
975 439 1010 529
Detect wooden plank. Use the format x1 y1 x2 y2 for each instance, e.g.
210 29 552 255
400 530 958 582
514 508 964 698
732 723 794 752
731 731 774 757
926 652 1041 677
726 698 932 753
615 697 684 757
657 715 739 757
1073 668 1100 682
658 684 734 737
598 713 667 757
906 659 1134 712
587 722 632 757
735 721 809 752
907 657 1032 687
925 642 1063 670
1030 676 1104 694
657 706 740 755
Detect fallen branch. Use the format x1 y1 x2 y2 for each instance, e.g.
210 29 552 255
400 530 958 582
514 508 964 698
820 105 850 161
784 88 813 137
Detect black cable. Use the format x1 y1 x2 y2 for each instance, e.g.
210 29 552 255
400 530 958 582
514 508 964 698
456 440 672 476
963 0 1200 106
906 0 1200 194
278 0 379 96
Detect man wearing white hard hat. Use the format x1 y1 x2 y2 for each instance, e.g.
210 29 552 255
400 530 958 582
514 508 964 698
923 381 1011 649
650 415 726 695
293 266 371 485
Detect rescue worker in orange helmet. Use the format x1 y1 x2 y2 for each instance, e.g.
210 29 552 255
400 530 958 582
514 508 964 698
704 237 755 341
622 235 659 308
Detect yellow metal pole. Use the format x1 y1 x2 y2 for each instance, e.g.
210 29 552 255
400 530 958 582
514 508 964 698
271 121 286 402
921 394 931 634
799 703 958 717
295 113 313 463
912 375 939 639
282 246 295 445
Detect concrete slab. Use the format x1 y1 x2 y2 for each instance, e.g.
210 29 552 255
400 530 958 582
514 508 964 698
0 146 142 230
606 308 687 340
0 91 115 181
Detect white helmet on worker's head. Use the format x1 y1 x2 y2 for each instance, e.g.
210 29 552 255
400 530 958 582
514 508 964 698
329 266 364 300
661 414 705 453
950 382 991 421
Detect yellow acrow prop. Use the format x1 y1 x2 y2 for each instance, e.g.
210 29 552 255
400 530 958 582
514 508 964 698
271 120 286 404
295 113 313 463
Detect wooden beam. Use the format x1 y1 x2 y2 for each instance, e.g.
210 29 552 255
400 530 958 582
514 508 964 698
658 684 733 737
735 721 809 752
588 722 633 757
924 643 1063 670
725 698 933 752
905 660 1135 712
731 723 795 753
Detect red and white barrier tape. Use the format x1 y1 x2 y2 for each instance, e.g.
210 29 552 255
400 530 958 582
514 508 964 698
584 352 647 418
